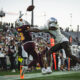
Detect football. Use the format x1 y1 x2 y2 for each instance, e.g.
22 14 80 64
27 5 35 11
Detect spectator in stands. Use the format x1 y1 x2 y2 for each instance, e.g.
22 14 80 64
7 40 16 72
58 49 67 71
0 47 7 70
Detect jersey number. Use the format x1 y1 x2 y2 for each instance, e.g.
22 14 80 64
20 32 25 41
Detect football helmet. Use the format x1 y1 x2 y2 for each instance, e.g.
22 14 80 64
47 17 58 28
15 18 30 28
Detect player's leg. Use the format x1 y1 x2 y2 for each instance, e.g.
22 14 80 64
28 50 47 74
46 43 62 65
45 43 63 73
46 43 62 56
62 41 80 64
40 48 52 74
38 53 48 74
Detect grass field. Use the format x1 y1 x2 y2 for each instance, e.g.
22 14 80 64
23 72 80 80
0 70 80 80
22 71 80 80
24 73 80 80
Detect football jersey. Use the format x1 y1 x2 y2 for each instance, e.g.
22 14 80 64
39 26 69 44
16 25 32 43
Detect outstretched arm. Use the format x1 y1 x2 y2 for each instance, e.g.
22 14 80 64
28 28 48 32
28 28 56 39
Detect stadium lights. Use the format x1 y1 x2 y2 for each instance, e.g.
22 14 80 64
0 10 5 17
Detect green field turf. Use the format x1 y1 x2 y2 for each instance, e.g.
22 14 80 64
23 72 80 80
0 70 80 80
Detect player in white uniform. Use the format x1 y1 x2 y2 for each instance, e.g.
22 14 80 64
30 17 80 73
42 17 80 68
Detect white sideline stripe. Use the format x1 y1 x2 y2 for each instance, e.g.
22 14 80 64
24 71 80 79
0 71 80 80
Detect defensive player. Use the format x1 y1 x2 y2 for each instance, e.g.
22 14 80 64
28 17 80 72
43 17 80 67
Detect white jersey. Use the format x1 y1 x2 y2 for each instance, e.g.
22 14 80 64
39 26 69 44
49 27 69 44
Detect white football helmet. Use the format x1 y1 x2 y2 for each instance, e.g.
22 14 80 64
15 18 30 28
47 17 58 28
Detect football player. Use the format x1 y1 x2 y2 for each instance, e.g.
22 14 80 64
28 17 80 72
15 18 45 75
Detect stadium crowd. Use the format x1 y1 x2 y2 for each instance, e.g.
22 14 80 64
0 22 80 73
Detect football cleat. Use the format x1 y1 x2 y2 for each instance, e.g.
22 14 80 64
46 67 52 74
41 68 47 74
